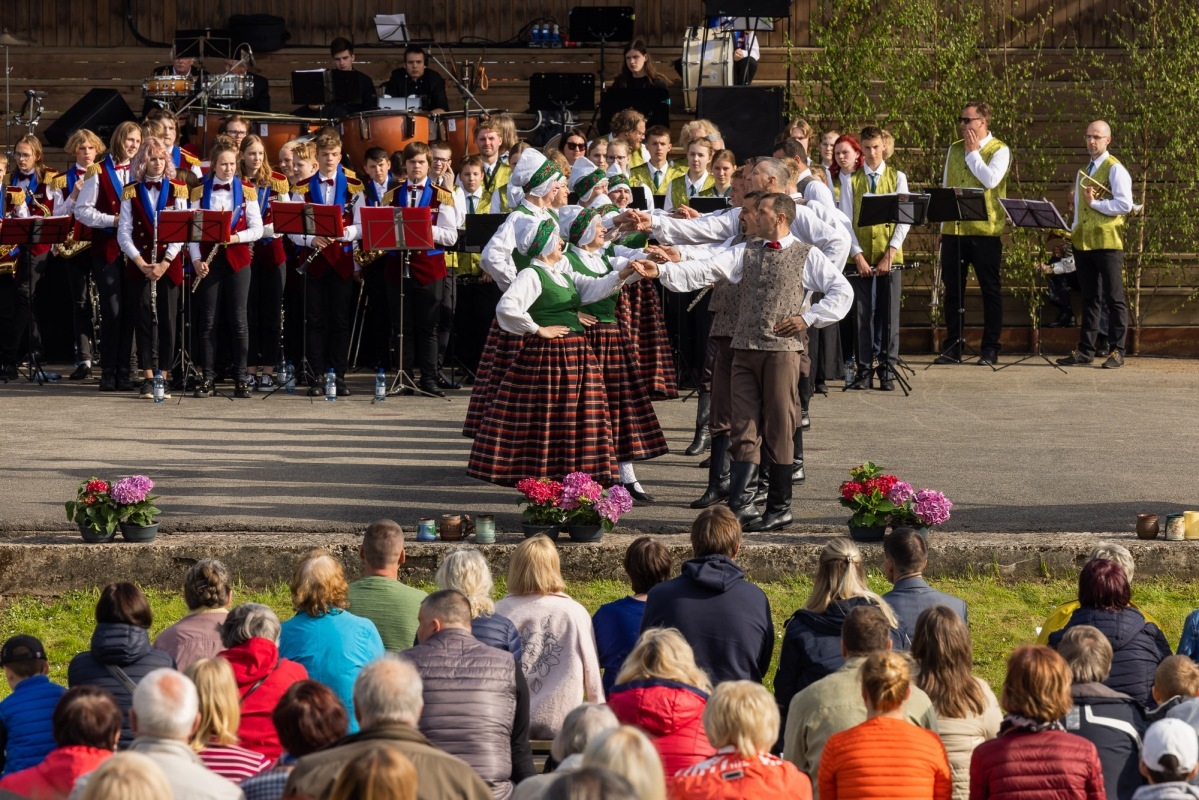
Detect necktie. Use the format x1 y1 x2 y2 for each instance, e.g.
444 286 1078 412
868 173 877 193
1088 161 1098 176
689 184 696 197
467 195 477 214
212 183 230 191
653 169 661 189
766 241 781 250
145 180 161 190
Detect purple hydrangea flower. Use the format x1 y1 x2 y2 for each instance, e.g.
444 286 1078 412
913 489 953 526
110 475 154 505
597 485 633 524
887 481 915 505
560 472 603 511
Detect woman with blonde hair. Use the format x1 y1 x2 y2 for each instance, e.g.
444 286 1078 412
912 606 1001 800
670 681 811 798
278 551 385 733
326 745 418 800
818 651 952 799
774 538 906 728
183 657 271 782
607 628 715 774
77 751 172 800
495 536 603 738
582 725 666 800
435 549 522 658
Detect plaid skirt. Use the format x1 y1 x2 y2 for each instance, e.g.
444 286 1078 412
617 280 678 399
467 332 619 486
585 322 669 463
462 318 524 439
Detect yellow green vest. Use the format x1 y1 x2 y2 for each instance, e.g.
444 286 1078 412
480 161 512 214
942 136 1008 237
1073 154 1125 251
630 162 686 196
669 173 715 210
851 166 903 265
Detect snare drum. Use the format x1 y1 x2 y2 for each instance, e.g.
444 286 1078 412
681 27 734 112
208 74 254 101
143 75 193 99
340 111 433 170
435 110 491 165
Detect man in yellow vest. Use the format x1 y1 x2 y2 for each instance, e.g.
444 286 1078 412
1057 120 1134 369
936 101 1010 366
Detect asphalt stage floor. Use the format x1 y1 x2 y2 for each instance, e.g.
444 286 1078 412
1 355 1197 539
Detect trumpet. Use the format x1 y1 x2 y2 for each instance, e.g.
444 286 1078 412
1077 170 1112 201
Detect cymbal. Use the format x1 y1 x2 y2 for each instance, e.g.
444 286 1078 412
0 30 34 47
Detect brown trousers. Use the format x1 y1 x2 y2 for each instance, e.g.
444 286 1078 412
709 336 734 437
730 348 801 465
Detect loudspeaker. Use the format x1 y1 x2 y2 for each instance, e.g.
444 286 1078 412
228 14 289 52
703 0 792 15
696 86 784 159
44 89 136 149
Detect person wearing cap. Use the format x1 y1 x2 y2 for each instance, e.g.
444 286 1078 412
464 150 563 439
0 635 64 777
467 215 636 486
561 205 667 503
1136 718 1199 799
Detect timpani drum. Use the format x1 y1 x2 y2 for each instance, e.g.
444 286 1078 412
143 75 192 100
436 110 490 165
681 27 734 112
340 111 434 169
193 114 320 161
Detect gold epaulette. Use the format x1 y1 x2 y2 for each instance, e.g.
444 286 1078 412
344 168 357 179
292 182 310 197
6 186 27 202
345 176 363 194
84 163 104 180
434 185 455 207
49 173 68 191
170 179 189 199
381 186 398 205
122 184 138 200
270 172 290 194
190 186 205 203
242 179 256 192
180 150 201 167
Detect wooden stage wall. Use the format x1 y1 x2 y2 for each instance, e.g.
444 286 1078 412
10 0 1127 50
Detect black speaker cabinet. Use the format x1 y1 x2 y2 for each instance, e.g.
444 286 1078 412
44 89 136 149
696 86 784 159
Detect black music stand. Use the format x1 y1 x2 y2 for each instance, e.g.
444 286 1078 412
996 197 1071 374
689 196 730 214
598 86 670 132
458 213 508 253
0 215 71 385
530 72 595 144
290 70 362 121
924 187 989 368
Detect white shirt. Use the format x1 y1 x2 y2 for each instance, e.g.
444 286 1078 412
350 181 459 250
460 188 483 220
117 182 188 263
286 173 360 248
1072 151 1135 228
187 182 263 263
797 169 837 211
942 132 1011 190
480 202 552 291
657 234 853 329
847 161 911 258
54 164 92 217
495 256 630 334
74 162 131 229
653 202 851 267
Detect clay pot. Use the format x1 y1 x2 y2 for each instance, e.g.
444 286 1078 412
1136 513 1159 540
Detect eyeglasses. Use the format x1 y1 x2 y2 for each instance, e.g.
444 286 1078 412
958 117 981 124
565 141 587 151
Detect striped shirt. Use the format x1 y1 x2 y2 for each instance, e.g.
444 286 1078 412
198 743 272 783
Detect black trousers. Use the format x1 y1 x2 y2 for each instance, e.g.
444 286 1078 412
195 255 250 380
663 287 712 388
361 263 391 369
64 251 95 364
940 234 1003 353
2 251 48 364
438 272 457 369
305 268 355 380
388 276 442 379
94 253 130 378
733 56 758 85
247 261 286 369
122 276 180 372
1075 249 1128 354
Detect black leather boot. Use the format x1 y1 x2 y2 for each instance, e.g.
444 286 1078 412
684 392 712 455
746 464 795 532
792 428 806 484
727 461 763 529
751 465 769 507
690 434 731 509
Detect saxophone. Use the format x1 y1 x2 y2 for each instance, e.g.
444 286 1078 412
53 224 91 258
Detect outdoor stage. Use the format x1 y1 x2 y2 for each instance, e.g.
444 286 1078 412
1 355 1197 591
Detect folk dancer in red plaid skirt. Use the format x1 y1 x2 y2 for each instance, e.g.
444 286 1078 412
467 216 637 486
560 205 668 504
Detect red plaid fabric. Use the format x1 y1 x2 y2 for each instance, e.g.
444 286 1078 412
462 319 525 439
584 322 669 462
468 332 618 486
617 280 678 399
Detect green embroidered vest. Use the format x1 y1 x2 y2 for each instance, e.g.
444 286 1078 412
851 166 904 265
1073 155 1126 251
669 173 715 210
527 264 583 331
565 249 619 323
942 137 1008 237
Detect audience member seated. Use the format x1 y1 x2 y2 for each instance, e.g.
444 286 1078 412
775 538 908 742
495 536 604 739
969 646 1105 800
67 583 175 748
238 680 348 800
911 606 1001 800
278 550 385 733
1057 624 1147 800
670 681 813 799
593 538 672 695
606 628 715 775
882 528 968 642
435 550 522 660
0 686 120 799
154 559 232 672
818 650 953 800
326 745 418 800
580 725 666 800
545 766 637 800
217 603 308 760
0 635 64 776
1048 559 1171 707
284 656 492 800
347 519 427 653
76 751 172 800
404 589 536 798
1038 542 1159 644
1134 718 1199 800
184 657 271 782
640 507 774 684
512 704 619 800
73 668 243 800
783 606 936 779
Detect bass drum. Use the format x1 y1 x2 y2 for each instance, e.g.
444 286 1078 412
340 112 433 170
681 27 734 112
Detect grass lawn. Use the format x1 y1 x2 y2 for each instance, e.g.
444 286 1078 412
3 574 1196 699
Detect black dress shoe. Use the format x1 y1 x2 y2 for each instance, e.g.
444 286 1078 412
814 382 828 395
1102 350 1124 369
234 381 252 399
850 370 871 390
1056 350 1094 366
977 349 999 366
419 380 446 398
624 483 655 504
116 378 137 391
437 374 462 390
98 373 117 392
308 384 325 397
336 379 352 397
698 456 711 469
194 380 214 398
69 364 93 380
398 386 415 396
933 350 962 365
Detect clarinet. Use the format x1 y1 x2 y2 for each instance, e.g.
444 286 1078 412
192 238 222 294
297 190 356 275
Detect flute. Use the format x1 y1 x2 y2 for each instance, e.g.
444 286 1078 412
150 209 159 326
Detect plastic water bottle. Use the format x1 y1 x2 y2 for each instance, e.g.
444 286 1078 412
152 371 165 403
530 25 540 47
284 362 295 394
325 368 337 402
552 24 562 47
374 369 387 402
844 359 856 388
